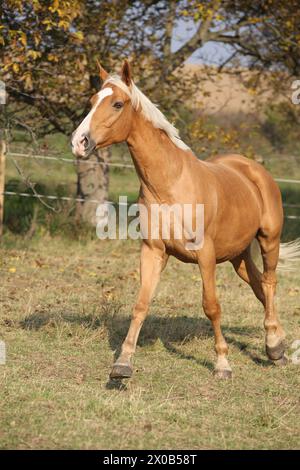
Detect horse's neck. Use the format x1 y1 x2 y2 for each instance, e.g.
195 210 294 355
126 113 188 200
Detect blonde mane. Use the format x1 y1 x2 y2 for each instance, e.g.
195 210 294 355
104 75 190 151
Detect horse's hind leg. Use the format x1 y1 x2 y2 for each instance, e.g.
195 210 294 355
230 246 265 306
257 233 287 365
232 239 287 364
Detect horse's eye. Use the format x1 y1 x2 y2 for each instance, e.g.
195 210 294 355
113 101 124 109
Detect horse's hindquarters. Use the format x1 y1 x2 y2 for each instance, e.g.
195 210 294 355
207 171 262 262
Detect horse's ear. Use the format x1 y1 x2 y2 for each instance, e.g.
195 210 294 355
96 60 109 82
121 60 132 86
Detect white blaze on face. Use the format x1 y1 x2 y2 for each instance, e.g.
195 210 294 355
72 87 113 156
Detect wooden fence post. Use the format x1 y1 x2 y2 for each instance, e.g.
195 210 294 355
0 140 6 237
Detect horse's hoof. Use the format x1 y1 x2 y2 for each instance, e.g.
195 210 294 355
214 368 232 380
272 354 289 366
110 363 133 380
266 340 286 361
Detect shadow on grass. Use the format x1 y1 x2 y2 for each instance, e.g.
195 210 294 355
226 336 271 367
19 307 267 373
105 378 128 391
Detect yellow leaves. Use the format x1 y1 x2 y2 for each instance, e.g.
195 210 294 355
221 134 230 144
71 31 84 42
191 3 218 22
47 53 59 62
42 19 54 31
248 17 261 25
0 26 4 46
8 267 16 273
49 0 60 14
48 0 81 23
24 73 33 91
285 20 293 30
215 14 224 22
32 0 41 10
188 115 247 158
58 20 70 30
27 50 41 60
57 8 68 17
19 32 27 47
34 33 41 47
12 63 19 73
2 29 27 49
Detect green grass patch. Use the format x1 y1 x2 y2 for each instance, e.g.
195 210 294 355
0 235 299 449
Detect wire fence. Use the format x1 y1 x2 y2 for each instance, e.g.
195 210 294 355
3 190 129 206
7 151 135 169
3 150 300 219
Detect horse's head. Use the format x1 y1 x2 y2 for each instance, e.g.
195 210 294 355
71 61 134 158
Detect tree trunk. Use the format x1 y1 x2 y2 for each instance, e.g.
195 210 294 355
75 147 110 226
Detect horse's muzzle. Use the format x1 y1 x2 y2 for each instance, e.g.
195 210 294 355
71 132 96 158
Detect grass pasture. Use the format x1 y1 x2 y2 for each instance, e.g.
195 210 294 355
0 235 300 449
0 135 300 449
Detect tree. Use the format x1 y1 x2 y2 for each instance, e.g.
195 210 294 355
1 0 139 224
1 1 299 225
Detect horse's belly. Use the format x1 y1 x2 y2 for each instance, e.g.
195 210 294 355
164 239 199 263
213 201 261 262
163 222 259 264
152 189 261 263
214 230 258 263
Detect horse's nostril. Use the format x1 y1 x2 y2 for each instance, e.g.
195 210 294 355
79 134 90 150
83 136 89 149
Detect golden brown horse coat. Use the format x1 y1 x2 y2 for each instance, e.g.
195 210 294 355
72 61 293 379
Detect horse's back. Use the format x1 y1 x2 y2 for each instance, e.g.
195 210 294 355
201 153 283 260
207 153 283 235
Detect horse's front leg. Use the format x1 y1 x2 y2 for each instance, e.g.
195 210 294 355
110 242 168 379
197 238 232 379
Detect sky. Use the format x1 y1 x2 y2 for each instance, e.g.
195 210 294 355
172 17 234 65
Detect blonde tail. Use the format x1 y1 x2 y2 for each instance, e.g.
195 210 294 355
278 238 300 272
250 238 300 272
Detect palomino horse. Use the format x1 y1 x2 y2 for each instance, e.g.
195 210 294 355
72 60 299 379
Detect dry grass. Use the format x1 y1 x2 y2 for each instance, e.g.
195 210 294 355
0 234 299 449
